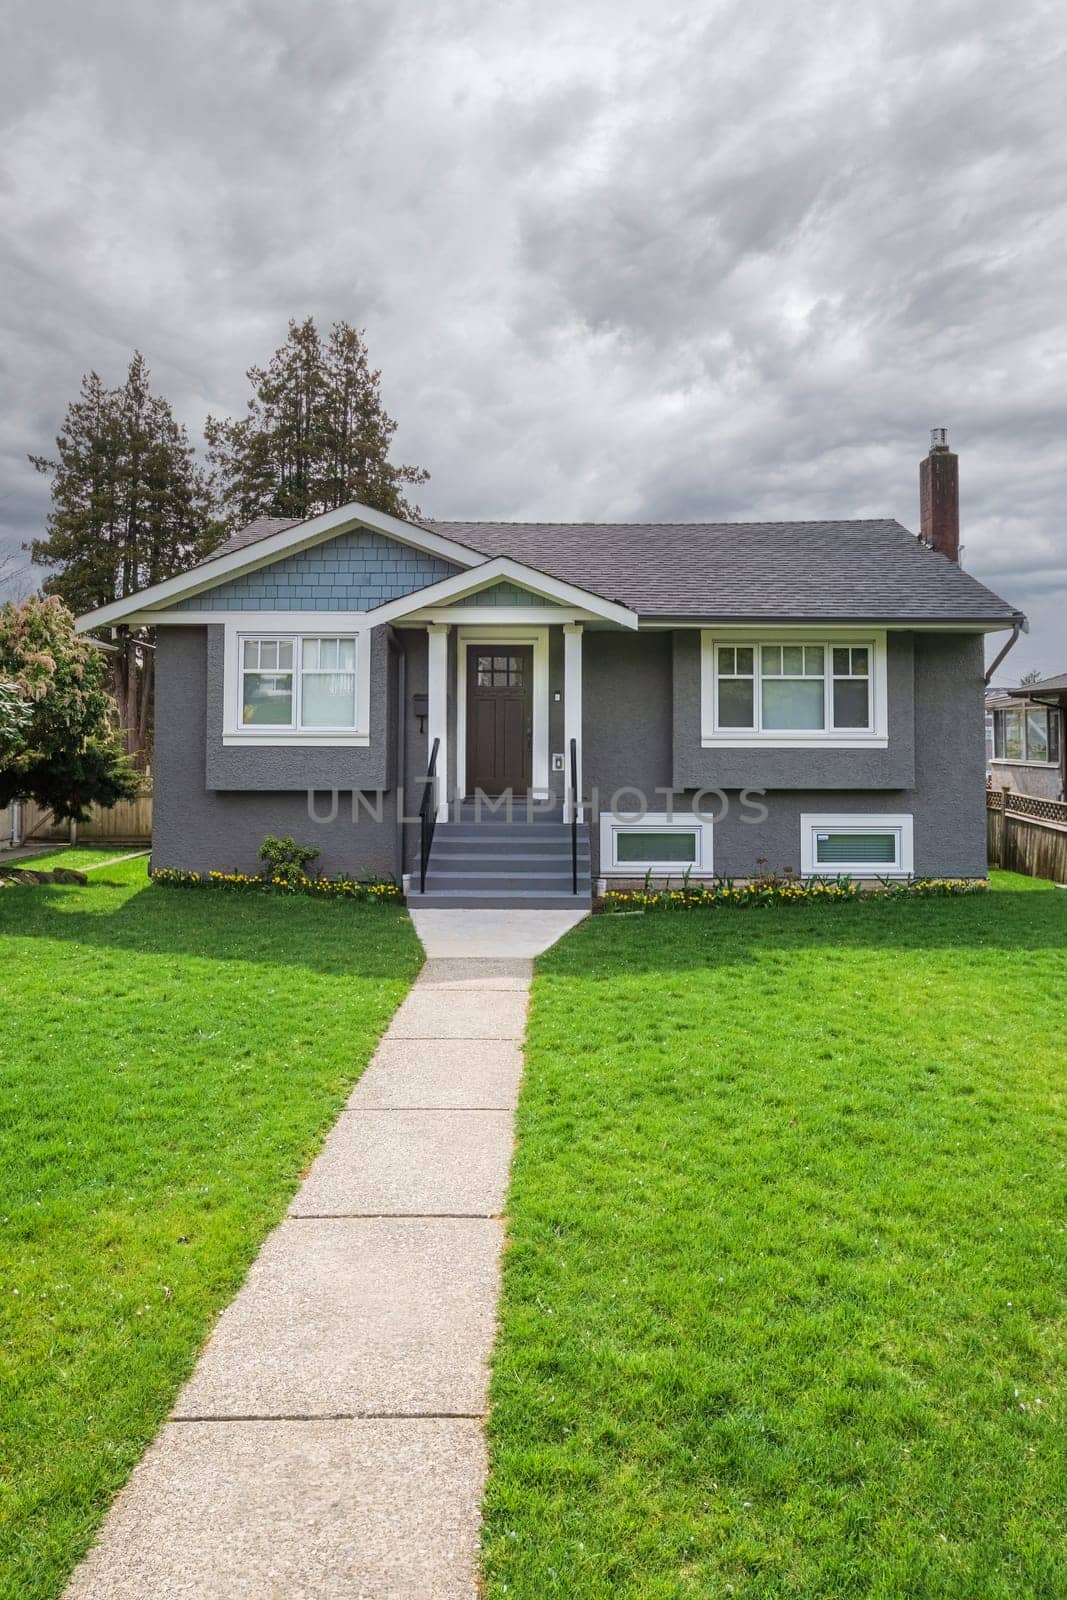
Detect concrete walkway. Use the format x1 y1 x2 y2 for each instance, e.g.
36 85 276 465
65 912 586 1599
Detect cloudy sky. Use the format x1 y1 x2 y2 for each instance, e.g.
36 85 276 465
1 0 1063 675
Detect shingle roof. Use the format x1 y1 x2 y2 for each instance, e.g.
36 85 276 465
208 513 1022 625
210 516 303 558
1007 673 1067 698
422 518 1021 623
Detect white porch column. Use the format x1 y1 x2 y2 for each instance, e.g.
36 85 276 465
426 623 450 821
563 623 583 822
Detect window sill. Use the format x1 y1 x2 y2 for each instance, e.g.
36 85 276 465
702 734 888 750
223 732 370 747
990 758 1059 770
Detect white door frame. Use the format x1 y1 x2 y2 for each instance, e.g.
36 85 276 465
456 626 550 799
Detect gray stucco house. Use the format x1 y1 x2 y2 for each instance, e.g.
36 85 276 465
77 431 1023 906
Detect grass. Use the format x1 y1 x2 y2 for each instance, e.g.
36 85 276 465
0 857 421 1600
483 871 1066 1599
3 846 148 872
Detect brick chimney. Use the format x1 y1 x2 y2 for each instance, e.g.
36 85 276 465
919 426 959 561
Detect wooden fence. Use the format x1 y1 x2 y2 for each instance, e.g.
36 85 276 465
987 787 1067 884
19 791 153 846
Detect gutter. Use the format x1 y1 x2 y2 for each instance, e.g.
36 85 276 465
984 620 1026 686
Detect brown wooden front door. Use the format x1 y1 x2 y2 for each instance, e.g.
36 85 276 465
466 645 533 795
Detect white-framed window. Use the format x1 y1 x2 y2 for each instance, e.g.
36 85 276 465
992 705 1061 766
701 632 888 747
799 813 914 877
241 633 357 729
223 616 371 745
600 811 714 875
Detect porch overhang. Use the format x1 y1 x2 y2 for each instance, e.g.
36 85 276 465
365 556 639 630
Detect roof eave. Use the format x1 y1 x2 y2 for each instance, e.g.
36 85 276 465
635 613 1025 631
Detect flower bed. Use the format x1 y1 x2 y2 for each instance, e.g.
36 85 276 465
600 875 988 912
151 868 400 901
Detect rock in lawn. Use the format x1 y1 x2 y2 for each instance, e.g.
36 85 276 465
0 866 89 885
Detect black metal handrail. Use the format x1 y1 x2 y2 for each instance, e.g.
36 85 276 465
569 737 579 895
419 737 440 893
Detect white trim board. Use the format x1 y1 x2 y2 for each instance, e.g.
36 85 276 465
456 627 551 800
73 503 484 633
799 813 914 877
220 614 372 747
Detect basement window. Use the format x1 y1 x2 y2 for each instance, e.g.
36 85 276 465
600 812 714 874
799 813 914 878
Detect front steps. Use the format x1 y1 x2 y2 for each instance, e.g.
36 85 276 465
407 811 592 910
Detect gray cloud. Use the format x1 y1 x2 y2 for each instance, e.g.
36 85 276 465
1 0 1064 676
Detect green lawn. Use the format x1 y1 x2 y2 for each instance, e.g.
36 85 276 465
484 873 1066 1599
0 858 421 1600
3 846 149 872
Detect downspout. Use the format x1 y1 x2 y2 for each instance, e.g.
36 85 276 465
984 620 1025 686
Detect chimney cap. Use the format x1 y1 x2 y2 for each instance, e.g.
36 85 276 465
930 426 949 450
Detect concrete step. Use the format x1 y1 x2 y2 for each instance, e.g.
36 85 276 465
428 850 589 868
450 802 566 823
435 822 582 839
425 872 582 893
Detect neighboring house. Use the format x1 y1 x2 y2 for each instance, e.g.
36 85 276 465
987 676 1067 802
76 431 1023 906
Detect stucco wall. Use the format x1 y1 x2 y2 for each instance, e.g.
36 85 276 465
154 624 990 884
153 628 401 878
585 628 988 881
172 528 460 612
989 761 1064 802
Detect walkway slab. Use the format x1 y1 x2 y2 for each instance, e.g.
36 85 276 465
64 907 590 1599
175 1218 502 1419
389 986 528 1040
410 906 588 958
290 1109 514 1217
418 956 533 990
353 1037 524 1109
65 1417 485 1599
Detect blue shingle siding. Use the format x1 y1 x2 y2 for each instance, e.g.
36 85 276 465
444 582 554 607
172 530 463 612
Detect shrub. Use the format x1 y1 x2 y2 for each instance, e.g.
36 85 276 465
256 834 321 889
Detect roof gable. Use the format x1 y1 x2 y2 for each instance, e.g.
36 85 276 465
365 556 639 628
73 502 482 633
438 581 556 608
169 528 462 614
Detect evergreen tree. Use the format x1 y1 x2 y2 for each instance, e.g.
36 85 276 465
205 318 428 531
28 353 215 765
0 596 139 820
